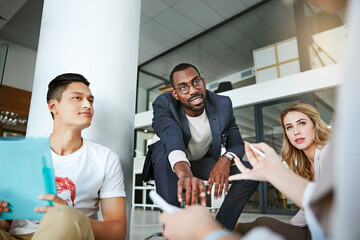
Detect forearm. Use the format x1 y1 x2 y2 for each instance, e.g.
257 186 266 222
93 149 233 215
0 220 11 231
268 166 309 207
90 219 126 240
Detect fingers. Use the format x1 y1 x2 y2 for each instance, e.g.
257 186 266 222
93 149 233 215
233 157 250 174
224 180 229 196
228 172 253 181
178 178 206 207
0 201 9 214
177 183 185 203
207 175 214 195
34 206 53 213
212 175 219 199
185 185 192 207
38 194 67 206
244 142 260 166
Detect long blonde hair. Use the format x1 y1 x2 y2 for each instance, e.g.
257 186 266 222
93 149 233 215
280 103 331 180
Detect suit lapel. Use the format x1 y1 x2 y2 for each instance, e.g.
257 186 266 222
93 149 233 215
179 106 191 147
206 98 221 158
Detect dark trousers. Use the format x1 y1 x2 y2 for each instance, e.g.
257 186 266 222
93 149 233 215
153 155 259 230
236 217 311 240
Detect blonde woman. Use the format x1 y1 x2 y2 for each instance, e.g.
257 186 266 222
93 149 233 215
235 103 331 240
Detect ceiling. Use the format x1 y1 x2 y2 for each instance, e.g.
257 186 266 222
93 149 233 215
0 0 269 64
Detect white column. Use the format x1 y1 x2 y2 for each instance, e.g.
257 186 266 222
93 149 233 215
26 1 141 238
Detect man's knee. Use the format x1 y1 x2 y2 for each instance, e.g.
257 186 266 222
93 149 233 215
43 206 89 231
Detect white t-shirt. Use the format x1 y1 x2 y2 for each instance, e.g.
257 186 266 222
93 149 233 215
9 139 126 235
168 110 212 170
289 144 330 227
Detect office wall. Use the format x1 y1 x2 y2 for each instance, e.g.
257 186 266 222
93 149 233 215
1 40 36 91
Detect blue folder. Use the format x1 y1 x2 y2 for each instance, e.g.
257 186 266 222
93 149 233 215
0 137 57 220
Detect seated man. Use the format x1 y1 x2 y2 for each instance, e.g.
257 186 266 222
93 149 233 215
0 73 126 240
146 63 258 230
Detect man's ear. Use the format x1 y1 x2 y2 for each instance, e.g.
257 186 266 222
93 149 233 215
48 99 58 115
172 89 179 100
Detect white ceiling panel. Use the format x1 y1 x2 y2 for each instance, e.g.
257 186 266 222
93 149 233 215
251 29 281 47
0 0 27 29
141 20 184 47
141 60 173 78
232 12 268 37
140 13 150 25
141 0 168 18
232 39 259 60
138 50 152 63
154 8 202 38
212 24 247 46
139 34 167 55
173 0 223 28
241 0 263 7
199 34 227 54
272 19 296 40
161 0 181 6
159 52 192 68
177 42 211 60
253 0 292 28
201 55 233 73
216 48 249 68
202 0 247 18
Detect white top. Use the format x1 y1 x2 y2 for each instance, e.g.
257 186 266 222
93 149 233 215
168 110 212 170
303 183 327 240
289 144 330 227
9 139 126 235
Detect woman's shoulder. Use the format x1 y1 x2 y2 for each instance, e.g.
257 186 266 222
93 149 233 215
317 143 332 162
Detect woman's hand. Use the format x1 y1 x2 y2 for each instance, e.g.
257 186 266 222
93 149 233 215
229 142 283 182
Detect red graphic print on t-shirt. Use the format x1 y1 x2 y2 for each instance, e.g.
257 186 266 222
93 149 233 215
55 177 76 207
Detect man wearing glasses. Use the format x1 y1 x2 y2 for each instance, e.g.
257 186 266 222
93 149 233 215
146 63 258 230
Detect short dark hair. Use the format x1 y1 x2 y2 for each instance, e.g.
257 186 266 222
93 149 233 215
47 73 90 103
169 63 201 88
47 73 90 118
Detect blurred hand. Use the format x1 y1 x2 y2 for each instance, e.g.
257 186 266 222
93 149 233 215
177 176 206 207
34 194 67 213
229 142 283 182
0 201 9 215
207 156 231 199
159 206 222 240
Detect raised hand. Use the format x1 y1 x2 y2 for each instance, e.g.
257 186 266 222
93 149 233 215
228 142 282 182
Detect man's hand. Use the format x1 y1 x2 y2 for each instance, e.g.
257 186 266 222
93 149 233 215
34 194 67 213
174 161 206 207
177 176 206 207
207 156 231 199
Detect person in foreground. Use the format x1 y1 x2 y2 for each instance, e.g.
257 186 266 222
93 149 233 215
147 63 258 230
235 103 330 240
0 73 127 240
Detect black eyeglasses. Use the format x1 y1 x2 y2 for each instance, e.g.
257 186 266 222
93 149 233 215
176 79 204 94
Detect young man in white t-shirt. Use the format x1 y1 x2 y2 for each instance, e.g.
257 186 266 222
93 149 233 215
0 73 126 240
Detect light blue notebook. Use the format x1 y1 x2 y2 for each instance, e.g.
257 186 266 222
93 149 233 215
0 137 56 220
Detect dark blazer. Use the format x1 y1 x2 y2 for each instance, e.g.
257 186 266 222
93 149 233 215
143 90 244 181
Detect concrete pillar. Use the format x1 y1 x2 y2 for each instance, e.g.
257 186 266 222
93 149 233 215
26 1 141 238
